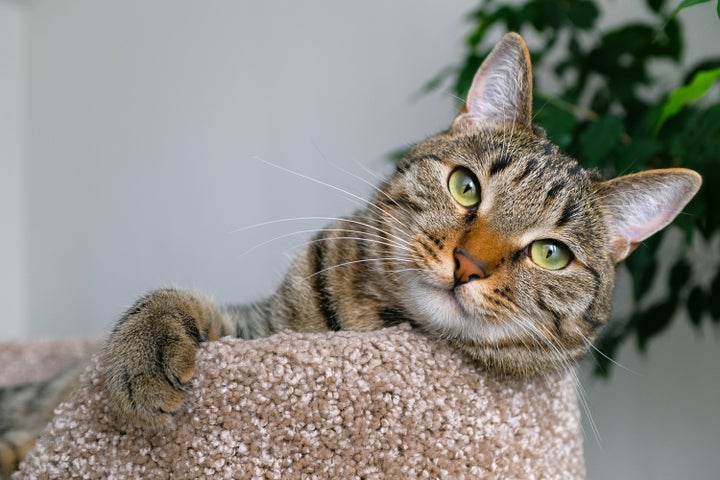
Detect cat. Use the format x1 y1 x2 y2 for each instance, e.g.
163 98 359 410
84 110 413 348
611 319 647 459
0 32 701 477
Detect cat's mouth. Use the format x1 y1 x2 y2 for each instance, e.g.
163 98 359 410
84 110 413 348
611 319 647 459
410 279 495 328
403 276 513 338
448 285 474 317
451 283 501 322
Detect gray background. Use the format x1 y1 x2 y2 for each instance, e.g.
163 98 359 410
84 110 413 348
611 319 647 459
1 1 718 478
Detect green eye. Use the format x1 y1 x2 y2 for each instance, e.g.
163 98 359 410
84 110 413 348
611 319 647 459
529 239 572 270
448 167 480 207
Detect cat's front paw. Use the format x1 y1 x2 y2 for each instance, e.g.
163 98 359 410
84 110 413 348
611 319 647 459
103 289 220 429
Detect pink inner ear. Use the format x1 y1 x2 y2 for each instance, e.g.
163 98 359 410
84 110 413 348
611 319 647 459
602 169 702 264
452 33 533 131
608 209 674 262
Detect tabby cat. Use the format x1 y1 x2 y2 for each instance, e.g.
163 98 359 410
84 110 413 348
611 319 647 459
0 33 701 477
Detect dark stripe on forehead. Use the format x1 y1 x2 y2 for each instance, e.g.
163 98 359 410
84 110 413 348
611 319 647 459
513 157 538 184
396 153 445 174
400 153 444 170
544 182 564 205
567 163 583 177
556 200 581 228
419 153 444 163
489 154 512 176
310 235 342 331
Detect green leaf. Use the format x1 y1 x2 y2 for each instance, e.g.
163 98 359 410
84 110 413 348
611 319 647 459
669 259 692 292
387 148 408 163
466 11 489 49
663 0 715 28
711 269 720 321
533 100 577 149
613 138 662 173
655 67 720 132
578 115 625 167
624 234 663 302
647 0 667 12
635 298 678 351
687 286 707 328
567 0 600 29
674 0 713 14
655 0 714 42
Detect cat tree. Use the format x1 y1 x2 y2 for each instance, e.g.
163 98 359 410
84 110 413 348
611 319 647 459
1 325 585 479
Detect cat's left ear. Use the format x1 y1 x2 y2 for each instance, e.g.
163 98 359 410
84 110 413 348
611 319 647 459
597 168 702 263
451 32 533 132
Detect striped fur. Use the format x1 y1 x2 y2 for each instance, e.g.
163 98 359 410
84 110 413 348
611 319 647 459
0 33 701 476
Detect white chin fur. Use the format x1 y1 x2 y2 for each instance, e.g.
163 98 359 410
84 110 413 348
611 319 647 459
403 277 520 344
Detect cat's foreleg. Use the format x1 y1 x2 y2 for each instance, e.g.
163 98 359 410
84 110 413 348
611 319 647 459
103 288 233 428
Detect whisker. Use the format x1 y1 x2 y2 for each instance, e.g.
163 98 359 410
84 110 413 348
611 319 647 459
258 150 422 242
379 267 425 275
352 158 391 183
238 228 414 258
253 156 371 210
578 331 640 377
253 156 415 238
319 162 418 237
302 257 416 281
300 234 415 254
573 372 603 447
231 216 412 248
509 315 603 445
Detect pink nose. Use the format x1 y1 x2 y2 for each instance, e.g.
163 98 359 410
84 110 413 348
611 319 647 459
453 248 489 285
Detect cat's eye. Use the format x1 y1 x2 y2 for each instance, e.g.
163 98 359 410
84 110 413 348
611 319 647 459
448 167 480 207
529 239 572 270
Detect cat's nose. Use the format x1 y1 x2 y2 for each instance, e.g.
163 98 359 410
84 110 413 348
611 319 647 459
453 248 489 285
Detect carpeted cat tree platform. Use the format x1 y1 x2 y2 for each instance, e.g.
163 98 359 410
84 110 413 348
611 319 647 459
0 324 585 479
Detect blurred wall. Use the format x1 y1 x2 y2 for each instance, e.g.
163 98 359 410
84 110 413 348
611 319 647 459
18 0 467 336
1 1 718 479
0 1 26 339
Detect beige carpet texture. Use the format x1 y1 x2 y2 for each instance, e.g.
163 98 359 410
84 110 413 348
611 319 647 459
2 325 585 479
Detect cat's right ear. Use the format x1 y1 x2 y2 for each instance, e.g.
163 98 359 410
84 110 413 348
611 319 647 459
597 168 702 264
451 32 533 132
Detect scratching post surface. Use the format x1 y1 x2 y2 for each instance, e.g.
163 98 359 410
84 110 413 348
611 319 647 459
3 325 585 479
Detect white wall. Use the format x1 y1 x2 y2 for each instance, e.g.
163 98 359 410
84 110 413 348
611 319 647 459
0 1 26 339
3 1 719 478
21 0 467 336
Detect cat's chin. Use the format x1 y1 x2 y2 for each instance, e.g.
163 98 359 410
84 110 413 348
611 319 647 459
403 277 520 345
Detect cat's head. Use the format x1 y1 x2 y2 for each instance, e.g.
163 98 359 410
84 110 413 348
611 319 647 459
380 33 701 376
